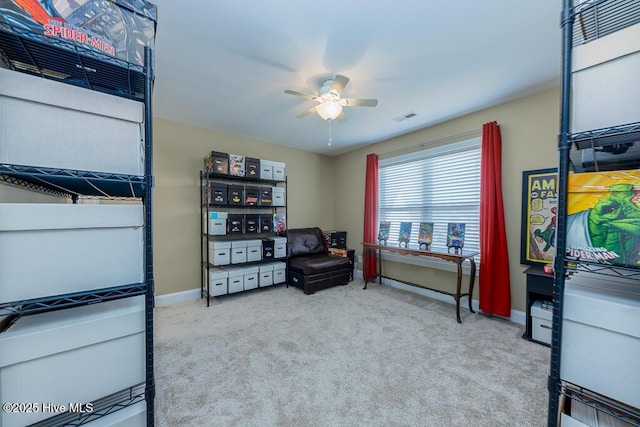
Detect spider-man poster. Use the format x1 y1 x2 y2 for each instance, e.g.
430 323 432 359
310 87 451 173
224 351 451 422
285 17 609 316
0 0 156 66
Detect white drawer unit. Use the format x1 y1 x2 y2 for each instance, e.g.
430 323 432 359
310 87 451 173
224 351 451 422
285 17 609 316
0 297 145 427
273 236 287 259
0 68 144 176
259 264 274 287
242 266 260 290
231 240 248 264
260 160 273 180
0 204 144 304
208 268 228 297
246 239 262 262
571 23 640 133
227 268 244 294
273 262 286 284
272 161 286 181
204 211 228 235
561 278 640 408
531 300 552 345
208 241 231 266
272 187 285 207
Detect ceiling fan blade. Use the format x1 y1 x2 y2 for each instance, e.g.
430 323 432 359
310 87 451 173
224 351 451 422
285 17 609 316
342 98 378 107
284 89 317 101
296 106 316 118
330 75 349 96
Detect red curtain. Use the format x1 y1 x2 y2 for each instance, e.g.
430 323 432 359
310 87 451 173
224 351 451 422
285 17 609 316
479 121 511 317
363 153 378 281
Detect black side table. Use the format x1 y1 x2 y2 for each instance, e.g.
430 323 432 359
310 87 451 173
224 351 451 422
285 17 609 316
523 265 554 345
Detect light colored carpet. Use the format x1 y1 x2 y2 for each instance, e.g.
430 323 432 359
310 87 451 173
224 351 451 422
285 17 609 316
154 279 550 426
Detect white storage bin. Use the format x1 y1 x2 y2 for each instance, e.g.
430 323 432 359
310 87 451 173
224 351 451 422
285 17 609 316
208 268 228 297
531 300 552 345
273 262 286 284
272 161 286 181
560 413 590 427
208 241 231 266
259 264 274 287
260 160 273 180
84 401 146 427
204 212 228 235
242 266 259 290
231 240 248 264
272 187 285 207
0 68 144 176
561 280 640 408
273 236 287 259
0 204 144 304
246 239 262 262
0 297 145 427
571 23 640 133
226 268 244 294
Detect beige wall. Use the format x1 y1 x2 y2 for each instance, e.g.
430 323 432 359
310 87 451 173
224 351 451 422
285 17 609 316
153 118 335 296
332 86 560 312
153 86 560 313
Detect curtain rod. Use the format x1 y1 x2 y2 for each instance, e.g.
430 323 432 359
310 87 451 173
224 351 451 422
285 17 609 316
377 122 501 158
377 128 484 159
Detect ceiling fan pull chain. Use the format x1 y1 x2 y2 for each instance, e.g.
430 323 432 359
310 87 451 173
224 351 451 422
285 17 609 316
328 119 333 146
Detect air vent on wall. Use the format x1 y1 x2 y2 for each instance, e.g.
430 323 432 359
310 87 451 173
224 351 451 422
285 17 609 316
393 111 417 122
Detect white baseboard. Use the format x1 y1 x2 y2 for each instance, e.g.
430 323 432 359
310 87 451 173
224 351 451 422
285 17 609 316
155 274 526 326
355 270 525 325
154 288 201 307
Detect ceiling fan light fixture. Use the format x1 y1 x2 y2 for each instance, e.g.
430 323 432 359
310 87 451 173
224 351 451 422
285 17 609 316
315 101 342 120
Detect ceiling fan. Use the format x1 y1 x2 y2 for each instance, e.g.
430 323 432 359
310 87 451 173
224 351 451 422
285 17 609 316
284 75 378 121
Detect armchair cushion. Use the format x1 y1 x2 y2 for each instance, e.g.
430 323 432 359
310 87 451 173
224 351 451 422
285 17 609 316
287 227 327 257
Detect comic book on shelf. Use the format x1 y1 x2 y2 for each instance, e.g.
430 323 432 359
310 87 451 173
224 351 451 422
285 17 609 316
398 222 412 244
446 223 465 249
418 222 434 245
377 221 391 242
273 213 286 233
228 154 246 176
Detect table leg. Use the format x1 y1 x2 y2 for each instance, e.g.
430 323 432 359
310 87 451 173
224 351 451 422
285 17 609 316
363 247 379 289
456 261 463 323
363 248 369 289
468 259 477 314
377 248 382 285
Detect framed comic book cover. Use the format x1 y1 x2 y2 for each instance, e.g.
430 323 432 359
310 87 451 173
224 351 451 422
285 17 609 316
566 169 640 268
521 168 558 265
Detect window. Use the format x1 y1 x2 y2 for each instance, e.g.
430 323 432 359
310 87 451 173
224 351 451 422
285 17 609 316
378 137 481 254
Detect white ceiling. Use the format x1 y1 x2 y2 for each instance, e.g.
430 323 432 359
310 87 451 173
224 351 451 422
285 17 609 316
150 1 562 156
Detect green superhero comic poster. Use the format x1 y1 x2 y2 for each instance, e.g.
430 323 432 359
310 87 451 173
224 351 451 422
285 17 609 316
566 169 640 268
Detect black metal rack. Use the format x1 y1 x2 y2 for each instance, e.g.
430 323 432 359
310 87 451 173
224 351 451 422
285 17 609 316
0 22 155 427
548 1 640 425
200 169 288 306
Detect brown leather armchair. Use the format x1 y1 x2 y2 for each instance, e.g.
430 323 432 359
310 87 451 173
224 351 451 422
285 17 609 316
286 227 351 295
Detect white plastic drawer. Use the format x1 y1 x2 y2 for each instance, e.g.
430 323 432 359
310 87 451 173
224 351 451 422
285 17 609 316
0 204 144 303
0 68 144 176
0 297 145 427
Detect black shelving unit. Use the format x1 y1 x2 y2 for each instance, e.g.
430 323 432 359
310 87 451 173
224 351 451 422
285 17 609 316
548 1 640 425
200 167 288 305
0 14 156 426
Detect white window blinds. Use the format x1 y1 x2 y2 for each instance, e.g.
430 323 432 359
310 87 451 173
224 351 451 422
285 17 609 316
378 137 481 252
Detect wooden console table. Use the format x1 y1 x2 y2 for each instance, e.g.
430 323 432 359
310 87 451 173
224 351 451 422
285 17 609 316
362 243 479 323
